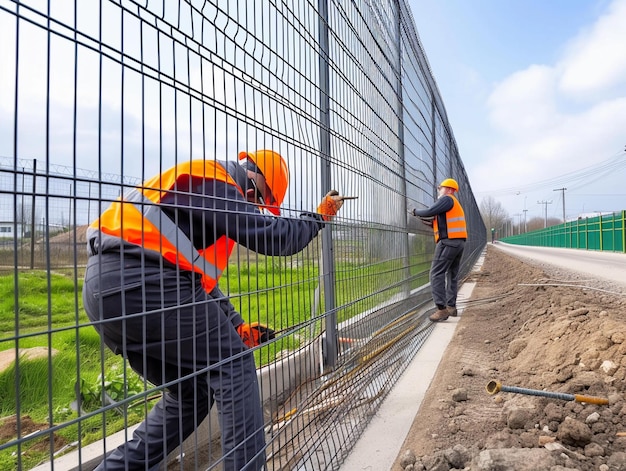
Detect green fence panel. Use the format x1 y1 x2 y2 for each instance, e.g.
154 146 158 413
615 211 626 253
587 218 600 250
501 210 625 253
602 215 614 251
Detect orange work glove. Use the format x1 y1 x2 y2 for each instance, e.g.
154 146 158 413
236 322 276 348
316 190 345 221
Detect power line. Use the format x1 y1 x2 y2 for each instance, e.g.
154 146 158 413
476 149 625 196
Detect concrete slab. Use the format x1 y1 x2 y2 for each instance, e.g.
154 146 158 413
339 248 487 471
339 280 477 471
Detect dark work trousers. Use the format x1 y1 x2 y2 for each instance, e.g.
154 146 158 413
429 238 465 309
82 253 266 471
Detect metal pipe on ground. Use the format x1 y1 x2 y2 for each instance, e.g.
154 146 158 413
486 380 609 405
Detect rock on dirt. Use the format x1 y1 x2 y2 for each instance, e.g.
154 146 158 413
391 245 626 471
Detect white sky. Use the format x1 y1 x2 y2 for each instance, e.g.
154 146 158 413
408 0 626 221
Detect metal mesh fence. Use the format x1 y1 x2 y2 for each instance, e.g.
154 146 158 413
0 0 486 470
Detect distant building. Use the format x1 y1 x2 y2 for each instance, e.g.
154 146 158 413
0 221 24 239
576 212 614 220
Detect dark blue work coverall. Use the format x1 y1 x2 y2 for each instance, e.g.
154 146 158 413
413 195 466 310
82 161 325 471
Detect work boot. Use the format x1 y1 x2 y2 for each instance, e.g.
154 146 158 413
429 309 449 322
446 306 458 317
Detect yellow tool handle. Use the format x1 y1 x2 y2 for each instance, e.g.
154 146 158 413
573 394 609 405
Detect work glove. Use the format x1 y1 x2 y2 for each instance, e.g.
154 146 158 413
410 208 434 226
236 322 276 348
419 216 433 227
317 190 354 221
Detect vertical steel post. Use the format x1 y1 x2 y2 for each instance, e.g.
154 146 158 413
430 100 437 200
621 210 626 253
318 0 337 369
599 213 603 251
622 210 626 253
395 0 411 296
30 159 37 269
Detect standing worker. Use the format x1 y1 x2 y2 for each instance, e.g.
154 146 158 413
410 178 467 322
82 149 348 471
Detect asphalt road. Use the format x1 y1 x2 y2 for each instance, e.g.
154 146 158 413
492 243 626 288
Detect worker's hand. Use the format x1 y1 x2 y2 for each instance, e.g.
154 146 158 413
419 216 434 227
317 190 356 221
236 322 276 348
410 208 425 217
410 209 434 227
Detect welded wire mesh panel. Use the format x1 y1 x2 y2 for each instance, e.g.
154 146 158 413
0 0 486 470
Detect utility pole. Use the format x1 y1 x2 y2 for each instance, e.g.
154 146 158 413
523 209 528 233
537 200 552 228
514 213 522 235
553 187 567 222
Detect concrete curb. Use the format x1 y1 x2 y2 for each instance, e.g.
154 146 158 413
339 252 485 471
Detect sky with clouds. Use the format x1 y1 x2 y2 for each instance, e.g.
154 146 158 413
408 0 626 222
2 1 624 226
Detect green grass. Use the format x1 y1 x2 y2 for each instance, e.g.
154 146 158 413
0 271 81 336
224 253 431 349
0 271 148 470
0 248 432 469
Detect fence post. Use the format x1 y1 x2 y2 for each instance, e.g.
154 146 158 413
30 159 37 269
318 0 338 370
622 210 626 253
395 0 411 296
598 213 604 252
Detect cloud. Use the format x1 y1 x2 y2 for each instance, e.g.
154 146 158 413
558 0 626 98
487 65 559 136
474 0 626 209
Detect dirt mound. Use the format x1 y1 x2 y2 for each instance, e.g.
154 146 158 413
392 246 626 470
48 225 89 244
0 416 47 442
0 347 58 373
0 415 68 458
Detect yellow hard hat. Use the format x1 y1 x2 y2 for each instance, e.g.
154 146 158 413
439 178 459 191
239 149 289 215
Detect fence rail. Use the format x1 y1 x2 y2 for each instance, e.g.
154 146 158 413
0 1 486 469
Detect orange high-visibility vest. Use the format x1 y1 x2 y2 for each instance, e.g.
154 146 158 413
433 195 467 242
88 160 241 293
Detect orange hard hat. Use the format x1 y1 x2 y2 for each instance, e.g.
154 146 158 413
239 149 289 215
439 178 459 191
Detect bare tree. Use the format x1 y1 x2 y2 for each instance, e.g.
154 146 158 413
527 217 545 232
527 216 562 231
479 196 509 240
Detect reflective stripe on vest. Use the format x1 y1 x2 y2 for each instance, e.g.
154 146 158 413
433 195 467 242
89 160 240 292
124 189 222 280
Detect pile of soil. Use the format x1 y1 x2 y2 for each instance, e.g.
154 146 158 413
392 245 626 471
